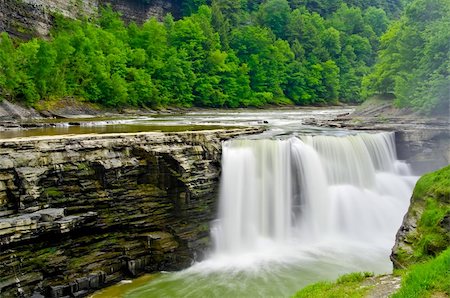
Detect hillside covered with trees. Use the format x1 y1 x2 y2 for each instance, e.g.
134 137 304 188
0 0 447 112
363 0 450 114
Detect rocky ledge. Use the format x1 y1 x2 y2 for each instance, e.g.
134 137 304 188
304 101 450 174
0 127 262 297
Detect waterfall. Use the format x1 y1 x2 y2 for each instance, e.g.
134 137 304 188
125 132 418 298
212 132 415 255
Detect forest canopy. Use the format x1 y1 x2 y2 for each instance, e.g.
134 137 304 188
0 0 445 112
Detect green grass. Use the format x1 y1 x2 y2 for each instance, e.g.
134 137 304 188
412 165 450 203
414 199 450 259
292 272 374 298
392 248 450 298
292 251 450 298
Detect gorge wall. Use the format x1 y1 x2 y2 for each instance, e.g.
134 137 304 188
0 0 180 39
395 126 450 175
0 128 261 298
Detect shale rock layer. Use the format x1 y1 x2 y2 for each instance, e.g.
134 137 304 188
0 128 261 297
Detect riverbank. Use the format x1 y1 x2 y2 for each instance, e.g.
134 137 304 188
1 96 447 132
304 96 449 131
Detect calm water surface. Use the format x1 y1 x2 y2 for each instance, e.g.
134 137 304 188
0 108 353 139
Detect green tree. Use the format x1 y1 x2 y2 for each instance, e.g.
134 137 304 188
0 33 20 98
257 0 291 39
364 6 389 37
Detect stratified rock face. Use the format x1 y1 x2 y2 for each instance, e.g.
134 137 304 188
0 0 179 39
0 128 261 297
395 128 450 175
99 0 182 24
0 0 98 38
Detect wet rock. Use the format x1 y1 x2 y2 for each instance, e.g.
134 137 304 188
35 208 64 222
145 232 179 252
0 128 262 297
0 208 97 246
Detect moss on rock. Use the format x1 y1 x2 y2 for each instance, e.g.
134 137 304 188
392 165 450 268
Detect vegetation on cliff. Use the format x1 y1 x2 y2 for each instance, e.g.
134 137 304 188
393 165 450 267
392 248 450 298
0 0 397 108
292 165 450 298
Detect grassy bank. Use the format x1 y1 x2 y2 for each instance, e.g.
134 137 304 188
293 272 375 298
293 248 450 298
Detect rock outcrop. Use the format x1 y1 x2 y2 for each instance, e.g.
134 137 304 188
0 0 180 39
306 100 450 175
395 128 450 174
0 128 261 297
99 0 181 24
0 99 42 121
391 165 450 269
0 0 97 39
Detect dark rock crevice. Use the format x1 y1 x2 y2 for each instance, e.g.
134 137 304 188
0 128 262 297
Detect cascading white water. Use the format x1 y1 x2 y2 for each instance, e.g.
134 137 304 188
124 131 418 298
214 140 292 253
213 132 416 255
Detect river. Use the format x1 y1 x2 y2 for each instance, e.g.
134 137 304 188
0 108 350 139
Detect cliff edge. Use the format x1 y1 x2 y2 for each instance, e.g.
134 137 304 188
0 127 261 297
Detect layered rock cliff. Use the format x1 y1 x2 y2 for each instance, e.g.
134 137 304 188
0 128 261 297
0 0 180 39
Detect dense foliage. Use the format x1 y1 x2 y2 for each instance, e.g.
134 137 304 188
0 0 397 108
363 0 450 114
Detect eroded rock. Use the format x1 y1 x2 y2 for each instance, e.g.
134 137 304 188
0 128 262 297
